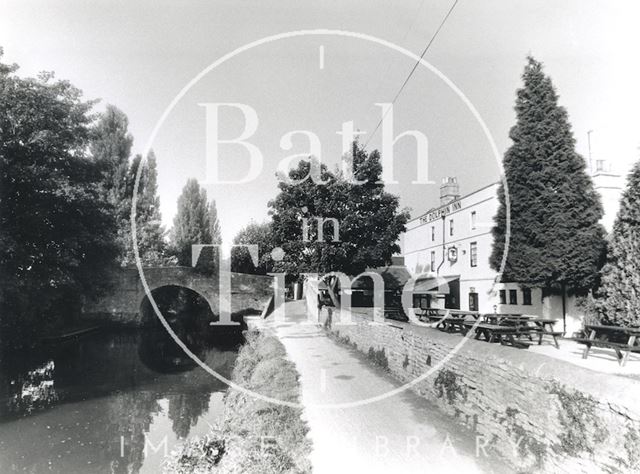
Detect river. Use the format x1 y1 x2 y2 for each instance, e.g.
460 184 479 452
0 327 242 473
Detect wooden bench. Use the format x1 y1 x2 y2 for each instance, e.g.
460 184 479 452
573 338 640 366
384 308 408 322
575 325 640 366
500 337 534 349
438 317 468 333
421 314 464 332
535 330 564 348
415 309 446 323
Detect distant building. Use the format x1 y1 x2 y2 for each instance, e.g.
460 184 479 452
591 159 624 232
403 178 506 314
401 173 624 331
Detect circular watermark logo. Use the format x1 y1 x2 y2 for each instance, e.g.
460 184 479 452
131 29 510 409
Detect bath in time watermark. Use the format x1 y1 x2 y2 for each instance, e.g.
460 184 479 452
131 29 510 409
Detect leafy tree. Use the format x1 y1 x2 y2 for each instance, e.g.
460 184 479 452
269 142 409 298
90 105 133 263
598 159 640 325
91 106 168 266
0 50 119 347
170 179 214 267
126 151 167 265
490 57 606 300
231 221 274 274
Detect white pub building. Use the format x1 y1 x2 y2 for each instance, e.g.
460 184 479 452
401 168 624 332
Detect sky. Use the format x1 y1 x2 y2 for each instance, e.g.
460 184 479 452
1 0 639 245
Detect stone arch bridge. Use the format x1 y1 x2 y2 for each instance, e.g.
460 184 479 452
82 266 273 326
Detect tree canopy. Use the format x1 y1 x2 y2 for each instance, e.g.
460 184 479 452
90 105 133 263
231 221 275 275
0 50 119 345
208 200 222 246
598 159 640 324
268 141 409 281
490 56 606 293
90 108 167 266
127 151 167 265
170 179 220 269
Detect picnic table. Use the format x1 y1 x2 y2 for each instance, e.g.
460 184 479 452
416 308 480 333
463 321 534 348
528 318 563 349
464 315 562 349
574 324 640 366
482 313 531 325
416 308 445 318
384 307 408 322
415 308 447 325
414 310 562 349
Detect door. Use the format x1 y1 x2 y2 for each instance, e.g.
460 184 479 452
444 279 460 310
469 292 479 312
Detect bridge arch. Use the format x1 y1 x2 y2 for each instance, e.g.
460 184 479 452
139 284 217 327
81 266 273 326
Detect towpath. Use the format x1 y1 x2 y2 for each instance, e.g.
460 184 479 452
260 300 507 474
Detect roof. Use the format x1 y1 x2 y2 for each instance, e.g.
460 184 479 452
412 275 460 294
349 264 412 290
315 260 411 291
408 181 500 224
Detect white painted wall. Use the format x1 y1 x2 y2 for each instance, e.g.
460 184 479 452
401 177 608 334
592 169 624 232
403 182 501 313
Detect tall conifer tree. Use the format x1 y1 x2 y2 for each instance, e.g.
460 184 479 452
490 57 605 297
127 150 166 265
599 159 640 325
208 200 222 245
90 105 134 263
171 179 212 266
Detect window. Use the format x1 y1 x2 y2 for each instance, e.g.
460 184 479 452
509 289 518 305
471 211 477 230
470 242 478 267
522 288 532 306
499 290 506 304
449 219 454 236
430 251 436 272
431 226 435 241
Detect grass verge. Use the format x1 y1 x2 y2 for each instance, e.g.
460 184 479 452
163 330 311 473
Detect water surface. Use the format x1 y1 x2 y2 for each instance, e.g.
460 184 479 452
0 327 241 473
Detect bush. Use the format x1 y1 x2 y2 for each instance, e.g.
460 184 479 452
164 432 226 474
575 293 604 327
164 331 311 473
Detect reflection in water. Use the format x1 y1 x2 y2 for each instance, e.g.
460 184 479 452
0 322 242 473
138 324 204 374
7 359 58 415
168 392 212 440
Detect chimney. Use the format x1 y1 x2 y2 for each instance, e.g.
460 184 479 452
440 177 460 206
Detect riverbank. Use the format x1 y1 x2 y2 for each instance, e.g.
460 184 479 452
164 330 311 473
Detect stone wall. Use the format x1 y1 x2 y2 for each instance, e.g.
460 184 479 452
322 309 640 473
